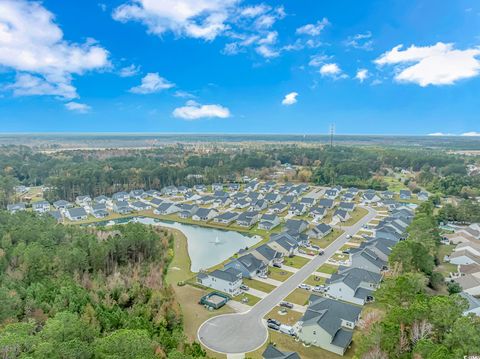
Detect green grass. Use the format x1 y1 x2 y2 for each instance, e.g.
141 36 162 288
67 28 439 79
284 255 310 269
342 207 369 226
317 263 339 275
303 275 326 286
243 278 277 293
232 293 261 306
284 289 311 306
330 253 349 262
309 228 344 248
268 266 293 282
265 306 303 326
382 176 408 192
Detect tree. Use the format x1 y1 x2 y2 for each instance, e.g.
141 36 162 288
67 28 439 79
93 329 158 359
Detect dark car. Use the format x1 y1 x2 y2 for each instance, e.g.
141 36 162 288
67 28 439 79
273 262 282 268
267 322 280 330
318 250 325 256
279 301 294 309
267 318 281 326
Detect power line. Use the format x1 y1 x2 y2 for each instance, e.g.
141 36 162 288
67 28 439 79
329 124 335 148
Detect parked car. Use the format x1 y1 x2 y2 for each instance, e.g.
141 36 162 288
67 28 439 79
240 284 249 291
273 262 282 268
258 273 268 279
267 318 281 326
298 283 311 290
279 301 294 309
318 250 325 256
267 322 280 330
311 245 321 251
298 248 306 254
312 285 325 293
346 234 352 239
279 324 295 336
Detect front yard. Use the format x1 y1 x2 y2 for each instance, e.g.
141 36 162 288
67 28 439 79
317 263 339 275
268 266 294 281
243 278 277 293
310 228 344 248
265 306 303 326
284 255 311 269
284 288 311 306
342 207 369 226
232 293 262 306
303 275 326 286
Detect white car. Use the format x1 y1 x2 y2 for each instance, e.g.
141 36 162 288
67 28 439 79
346 234 351 239
312 285 325 293
298 284 311 290
258 273 268 279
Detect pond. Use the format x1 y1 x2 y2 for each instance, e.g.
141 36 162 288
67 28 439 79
93 217 262 272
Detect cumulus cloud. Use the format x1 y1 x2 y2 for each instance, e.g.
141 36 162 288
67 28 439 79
355 68 369 82
427 132 454 136
173 100 230 120
281 92 298 106
0 0 109 100
65 102 91 113
296 18 329 36
345 31 373 50
119 64 140 77
461 131 480 136
375 42 480 86
427 132 479 136
130 73 174 94
319 63 344 78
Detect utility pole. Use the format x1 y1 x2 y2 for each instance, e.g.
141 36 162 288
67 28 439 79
329 124 335 148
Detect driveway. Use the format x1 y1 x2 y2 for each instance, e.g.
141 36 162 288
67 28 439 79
197 206 377 355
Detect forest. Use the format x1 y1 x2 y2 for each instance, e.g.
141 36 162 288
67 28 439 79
357 199 480 358
0 212 206 359
0 144 477 204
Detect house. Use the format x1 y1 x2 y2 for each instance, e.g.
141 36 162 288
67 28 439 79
177 186 189 194
324 189 339 200
66 207 88 221
213 190 229 198
288 203 307 216
177 204 198 218
14 185 29 194
161 186 178 196
53 200 72 210
350 247 388 274
245 180 259 192
236 211 260 227
91 203 109 218
265 193 282 204
213 196 232 207
129 189 145 199
333 209 351 223
268 234 298 257
258 214 281 231
285 219 308 234
297 296 362 356
224 253 267 279
194 184 207 192
341 193 355 202
75 195 92 207
113 201 132 214
362 192 381 205
381 190 395 199
452 275 480 296
247 192 263 202
49 210 63 222
192 208 218 221
417 191 429 201
150 198 164 207
252 244 284 266
338 202 355 212
268 203 288 214
308 223 332 240
280 195 296 205
449 250 480 266
262 345 300 359
325 267 382 305
197 267 243 297
32 200 50 213
212 183 224 191
154 203 181 215
7 203 26 213
130 201 151 211
300 197 316 208
112 191 129 202
318 199 334 209
94 195 110 204
226 183 240 192
197 195 215 205
145 190 160 198
233 198 250 209
459 292 480 316
399 190 412 200
213 211 239 225
310 207 327 222
249 199 268 212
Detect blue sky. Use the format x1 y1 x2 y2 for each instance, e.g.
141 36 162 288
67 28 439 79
0 0 479 135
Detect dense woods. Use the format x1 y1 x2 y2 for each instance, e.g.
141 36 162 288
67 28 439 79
357 200 480 358
0 212 205 359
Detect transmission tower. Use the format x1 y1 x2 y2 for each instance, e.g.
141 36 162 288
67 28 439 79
329 124 335 148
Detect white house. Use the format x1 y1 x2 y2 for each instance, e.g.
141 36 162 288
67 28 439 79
197 268 243 297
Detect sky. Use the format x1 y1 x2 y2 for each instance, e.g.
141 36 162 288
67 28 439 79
0 0 479 135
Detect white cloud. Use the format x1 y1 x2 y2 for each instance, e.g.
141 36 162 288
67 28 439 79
0 0 109 100
308 54 331 67
428 132 454 136
345 31 373 50
130 73 174 94
319 63 341 77
355 68 369 82
461 131 480 136
173 100 230 120
240 4 269 18
281 92 298 106
119 64 140 77
375 42 480 86
65 101 91 113
296 18 329 36
256 45 279 58
174 90 195 98
427 132 479 136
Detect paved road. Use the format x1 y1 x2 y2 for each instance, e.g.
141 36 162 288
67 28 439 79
197 206 377 355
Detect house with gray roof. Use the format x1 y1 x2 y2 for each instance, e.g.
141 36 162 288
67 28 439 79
341 193 355 202
265 193 282 204
268 234 298 257
91 203 109 218
224 253 267 279
32 200 50 213
280 195 296 205
325 266 382 305
350 247 388 274
113 201 132 214
197 267 243 296
94 195 110 204
250 199 268 211
192 208 218 221
7 203 26 214
300 197 316 207
324 189 339 200
129 189 145 199
417 191 429 201
233 198 250 209
236 211 260 227
288 203 307 216
150 198 164 207
399 190 412 199
252 244 284 266
213 211 239 224
318 198 334 209
308 223 332 240
75 195 92 207
297 296 362 355
310 207 327 222
338 202 355 212
262 345 300 359
53 200 72 210
333 209 350 223
130 201 151 211
66 207 88 221
258 214 281 231
459 291 480 316
154 202 181 215
285 219 309 234
161 185 178 196
177 203 198 219
112 191 129 202
49 210 63 222
362 192 381 205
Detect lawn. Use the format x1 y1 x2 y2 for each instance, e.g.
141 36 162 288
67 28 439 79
342 207 369 226
284 255 311 269
268 266 293 282
317 263 339 275
232 293 261 306
436 244 458 276
310 228 344 248
265 306 303 326
330 253 349 262
243 278 277 293
303 275 326 287
382 176 408 192
284 288 311 306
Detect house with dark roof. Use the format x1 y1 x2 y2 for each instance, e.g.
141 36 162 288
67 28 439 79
297 296 362 355
75 195 92 207
268 202 288 214
280 195 296 205
268 234 298 257
66 207 88 221
53 200 72 210
252 244 284 266
233 198 250 209
192 208 218 221
318 199 334 209
288 203 307 216
7 203 26 214
333 209 350 223
129 189 145 199
130 201 151 211
32 200 50 213
213 211 239 224
49 210 63 222
154 202 181 215
310 207 327 222
399 190 412 199
265 193 282 204
350 247 388 274
161 185 178 196
300 197 316 207
338 202 355 212
362 191 381 204
285 219 309 234
113 200 132 214
324 189 339 200
459 291 480 316
91 203 109 218
258 214 281 231
236 211 260 227
341 193 355 202
112 191 129 202
224 253 267 279
94 195 110 204
197 267 243 296
250 199 268 212
325 266 382 305
308 223 332 240
262 345 300 359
